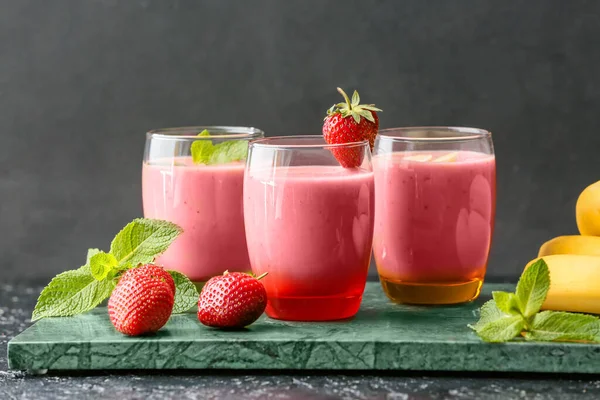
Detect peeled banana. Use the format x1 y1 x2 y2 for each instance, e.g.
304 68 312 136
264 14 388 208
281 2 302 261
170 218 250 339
538 235 600 257
525 255 600 314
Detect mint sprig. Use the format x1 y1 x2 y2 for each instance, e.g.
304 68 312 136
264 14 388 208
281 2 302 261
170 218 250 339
32 218 198 320
32 270 116 321
190 129 248 165
470 259 600 343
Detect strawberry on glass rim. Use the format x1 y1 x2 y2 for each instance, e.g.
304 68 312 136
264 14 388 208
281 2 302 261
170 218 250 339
322 87 382 168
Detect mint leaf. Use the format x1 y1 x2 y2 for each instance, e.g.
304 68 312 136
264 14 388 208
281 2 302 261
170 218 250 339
191 130 214 164
109 218 182 268
469 299 505 331
515 259 550 318
190 129 248 165
492 291 520 315
89 252 118 281
469 299 526 342
524 311 600 343
77 248 101 274
32 270 115 321
474 314 525 343
209 140 248 164
168 270 199 313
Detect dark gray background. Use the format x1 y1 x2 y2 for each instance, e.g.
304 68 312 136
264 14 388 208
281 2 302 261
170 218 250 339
1 0 598 282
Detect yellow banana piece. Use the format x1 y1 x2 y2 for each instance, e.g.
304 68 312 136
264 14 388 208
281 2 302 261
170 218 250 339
576 180 600 236
525 255 600 314
538 235 600 257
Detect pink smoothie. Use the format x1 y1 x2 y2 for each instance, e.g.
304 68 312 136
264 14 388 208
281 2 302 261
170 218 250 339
244 166 375 303
142 157 250 281
373 151 496 283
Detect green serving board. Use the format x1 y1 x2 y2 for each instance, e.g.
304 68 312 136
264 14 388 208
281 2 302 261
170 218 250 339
8 283 600 373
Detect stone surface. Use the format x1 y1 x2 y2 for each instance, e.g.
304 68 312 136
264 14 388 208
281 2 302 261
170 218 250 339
8 283 600 373
4 281 600 399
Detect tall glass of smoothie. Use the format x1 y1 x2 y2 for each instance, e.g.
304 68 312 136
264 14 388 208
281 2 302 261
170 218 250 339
142 126 264 286
373 127 496 304
244 136 375 321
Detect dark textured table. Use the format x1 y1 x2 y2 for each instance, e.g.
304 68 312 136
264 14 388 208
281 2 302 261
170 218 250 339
3 281 600 400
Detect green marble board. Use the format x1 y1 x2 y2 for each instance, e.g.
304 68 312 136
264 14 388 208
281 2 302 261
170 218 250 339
8 283 600 373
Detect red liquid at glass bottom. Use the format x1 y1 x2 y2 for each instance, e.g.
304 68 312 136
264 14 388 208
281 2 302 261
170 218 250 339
265 293 364 321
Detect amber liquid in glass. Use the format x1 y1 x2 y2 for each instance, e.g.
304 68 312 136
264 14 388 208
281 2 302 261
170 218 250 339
379 276 484 305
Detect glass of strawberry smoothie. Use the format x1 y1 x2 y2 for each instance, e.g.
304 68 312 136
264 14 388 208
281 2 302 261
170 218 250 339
373 127 496 305
142 126 264 286
244 136 375 321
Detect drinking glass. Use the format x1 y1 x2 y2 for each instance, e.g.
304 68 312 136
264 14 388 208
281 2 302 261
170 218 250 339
244 136 375 321
373 127 496 304
142 126 264 285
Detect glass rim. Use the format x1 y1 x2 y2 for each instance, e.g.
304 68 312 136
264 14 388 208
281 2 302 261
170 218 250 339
146 126 264 140
378 126 492 142
249 135 370 150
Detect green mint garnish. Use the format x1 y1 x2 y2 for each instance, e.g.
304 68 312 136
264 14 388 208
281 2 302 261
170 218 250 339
190 129 248 165
31 218 199 321
469 299 505 331
167 270 199 314
470 259 600 343
474 314 525 343
109 219 182 267
76 248 101 274
32 270 116 321
525 311 600 342
90 252 119 281
491 291 520 315
515 258 550 318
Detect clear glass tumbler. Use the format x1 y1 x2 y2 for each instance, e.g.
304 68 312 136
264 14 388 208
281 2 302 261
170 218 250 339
244 136 375 321
373 127 496 304
142 126 264 285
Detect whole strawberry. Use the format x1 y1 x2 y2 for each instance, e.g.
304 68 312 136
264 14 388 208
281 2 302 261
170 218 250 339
108 264 175 336
121 263 176 294
198 271 267 329
323 87 382 168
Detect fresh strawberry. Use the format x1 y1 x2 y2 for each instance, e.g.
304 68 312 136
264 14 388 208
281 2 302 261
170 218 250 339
121 263 176 294
198 271 267 329
323 87 382 168
108 264 175 336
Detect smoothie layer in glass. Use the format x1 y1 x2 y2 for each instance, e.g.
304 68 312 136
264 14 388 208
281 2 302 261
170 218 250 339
373 151 496 286
142 157 250 282
244 165 374 321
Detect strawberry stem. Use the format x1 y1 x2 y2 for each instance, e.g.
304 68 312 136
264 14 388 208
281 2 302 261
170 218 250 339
337 87 352 110
255 272 268 281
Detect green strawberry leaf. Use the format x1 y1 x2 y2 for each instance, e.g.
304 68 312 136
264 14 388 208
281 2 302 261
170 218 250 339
524 311 600 343
351 90 360 107
515 259 550 318
109 218 182 268
89 252 118 281
32 270 115 321
167 270 199 313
